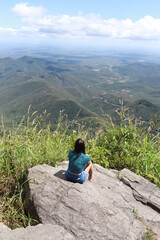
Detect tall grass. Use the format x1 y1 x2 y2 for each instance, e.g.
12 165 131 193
0 107 159 228
89 105 160 185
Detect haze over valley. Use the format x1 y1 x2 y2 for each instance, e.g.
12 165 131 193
0 49 160 130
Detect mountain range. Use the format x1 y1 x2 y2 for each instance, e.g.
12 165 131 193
0 53 160 129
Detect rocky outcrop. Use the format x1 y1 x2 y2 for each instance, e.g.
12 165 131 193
0 162 160 240
118 169 160 213
0 224 74 240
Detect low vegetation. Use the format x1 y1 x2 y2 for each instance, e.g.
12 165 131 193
0 105 159 228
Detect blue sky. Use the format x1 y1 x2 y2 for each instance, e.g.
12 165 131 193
1 0 160 21
1 1 160 52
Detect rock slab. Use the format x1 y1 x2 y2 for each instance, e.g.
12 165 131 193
119 168 160 213
26 162 160 240
1 163 160 240
0 224 74 240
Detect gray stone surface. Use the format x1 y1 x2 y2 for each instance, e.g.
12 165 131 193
1 163 159 240
24 162 160 240
0 223 10 234
118 168 160 213
0 224 75 240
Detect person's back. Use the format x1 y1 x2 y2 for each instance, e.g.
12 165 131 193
68 150 90 174
65 139 93 184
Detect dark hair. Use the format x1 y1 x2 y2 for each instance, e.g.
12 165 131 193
74 138 85 154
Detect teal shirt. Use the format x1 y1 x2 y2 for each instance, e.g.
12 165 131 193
68 150 90 174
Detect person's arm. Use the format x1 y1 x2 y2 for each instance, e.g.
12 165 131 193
84 160 93 181
84 160 91 170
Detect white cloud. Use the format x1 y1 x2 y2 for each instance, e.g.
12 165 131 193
35 15 160 41
12 2 45 18
0 27 18 36
1 3 160 44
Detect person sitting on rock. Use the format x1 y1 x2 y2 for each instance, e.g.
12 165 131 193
65 138 93 184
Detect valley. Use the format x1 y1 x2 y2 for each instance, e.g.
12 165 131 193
0 50 160 129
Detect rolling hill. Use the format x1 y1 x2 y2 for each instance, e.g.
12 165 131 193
0 56 99 127
0 53 160 129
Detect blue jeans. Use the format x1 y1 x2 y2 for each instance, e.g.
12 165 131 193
65 169 87 184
